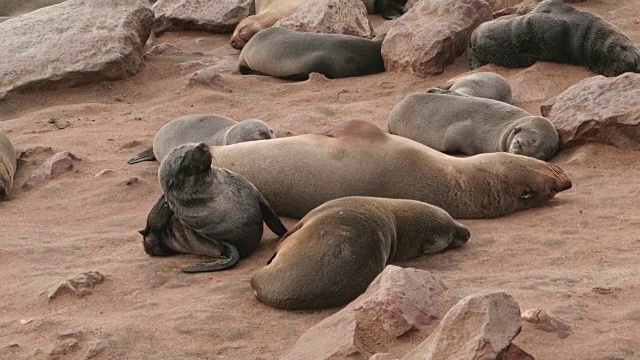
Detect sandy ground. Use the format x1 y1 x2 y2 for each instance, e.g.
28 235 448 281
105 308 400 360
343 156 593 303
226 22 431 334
1 1 639 359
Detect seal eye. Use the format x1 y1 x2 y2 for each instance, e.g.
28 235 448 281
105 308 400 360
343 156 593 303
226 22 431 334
521 192 534 200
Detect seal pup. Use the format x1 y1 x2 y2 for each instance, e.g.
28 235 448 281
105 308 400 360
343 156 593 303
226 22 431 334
387 92 559 160
251 196 470 310
468 0 640 76
428 72 513 103
239 27 385 80
145 142 288 272
210 120 572 219
0 131 17 201
127 114 275 164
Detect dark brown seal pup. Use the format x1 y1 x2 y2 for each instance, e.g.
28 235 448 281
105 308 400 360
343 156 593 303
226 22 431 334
238 27 385 80
211 120 572 219
429 72 513 103
468 0 640 76
0 131 16 201
142 143 287 273
251 196 470 310
387 92 559 160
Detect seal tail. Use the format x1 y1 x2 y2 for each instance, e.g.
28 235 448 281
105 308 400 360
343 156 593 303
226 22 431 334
127 147 155 164
181 242 241 273
258 194 288 237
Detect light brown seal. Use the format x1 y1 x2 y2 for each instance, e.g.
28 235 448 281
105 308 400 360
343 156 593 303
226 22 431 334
211 120 572 219
0 131 16 201
468 0 640 77
428 71 513 103
141 142 288 273
127 114 274 164
239 27 385 80
251 196 470 310
387 92 559 160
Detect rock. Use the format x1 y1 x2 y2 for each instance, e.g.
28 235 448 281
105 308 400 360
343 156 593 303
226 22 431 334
522 308 572 339
370 353 398 360
188 68 233 92
382 0 492 77
273 0 373 38
122 177 140 186
0 0 153 100
152 0 253 34
48 117 71 129
540 73 640 149
47 271 106 300
502 344 535 360
401 291 522 360
22 151 78 190
283 265 447 360
58 328 83 340
145 42 183 56
49 339 79 359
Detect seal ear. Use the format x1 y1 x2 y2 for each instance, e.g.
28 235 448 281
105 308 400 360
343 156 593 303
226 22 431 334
513 126 522 134
138 228 149 236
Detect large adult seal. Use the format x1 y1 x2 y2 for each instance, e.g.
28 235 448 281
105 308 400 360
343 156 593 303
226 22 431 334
238 27 385 80
251 196 470 310
211 120 572 219
428 72 513 103
387 93 559 160
468 0 640 77
0 131 16 201
127 114 275 164
141 142 288 272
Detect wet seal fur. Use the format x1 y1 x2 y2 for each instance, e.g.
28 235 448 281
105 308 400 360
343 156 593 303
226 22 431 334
127 114 274 164
0 131 17 201
387 92 559 160
238 27 385 80
468 0 640 76
142 143 288 272
251 196 470 310
428 72 513 103
211 120 572 219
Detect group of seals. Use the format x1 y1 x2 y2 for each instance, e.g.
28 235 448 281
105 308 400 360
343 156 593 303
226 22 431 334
239 27 386 80
0 131 16 201
141 142 288 272
428 72 513 103
469 0 640 76
127 114 275 164
387 92 559 160
251 196 471 310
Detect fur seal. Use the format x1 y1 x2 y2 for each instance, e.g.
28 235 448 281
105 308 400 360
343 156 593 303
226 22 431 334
0 131 16 201
210 120 572 219
239 27 385 80
127 114 275 164
251 196 470 310
142 142 288 272
387 92 559 160
428 72 513 103
468 0 640 77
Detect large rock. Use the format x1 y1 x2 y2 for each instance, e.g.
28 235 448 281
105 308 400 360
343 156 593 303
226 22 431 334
0 0 153 100
153 0 253 34
274 0 373 38
382 0 491 77
541 73 640 149
283 265 447 360
402 291 524 360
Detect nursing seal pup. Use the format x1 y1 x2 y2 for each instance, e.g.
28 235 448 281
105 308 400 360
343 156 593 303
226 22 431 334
238 27 385 80
428 72 513 103
387 92 559 160
142 143 288 272
468 0 640 76
0 131 17 201
251 196 470 310
127 114 274 164
210 120 572 219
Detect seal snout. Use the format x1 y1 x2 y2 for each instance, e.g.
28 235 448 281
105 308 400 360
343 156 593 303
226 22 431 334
450 221 471 248
548 163 572 191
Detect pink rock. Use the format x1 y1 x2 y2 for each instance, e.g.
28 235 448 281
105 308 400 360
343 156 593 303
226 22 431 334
382 0 491 77
502 344 535 360
22 151 77 190
283 265 447 360
541 73 640 149
153 0 253 34
273 0 373 38
521 308 572 339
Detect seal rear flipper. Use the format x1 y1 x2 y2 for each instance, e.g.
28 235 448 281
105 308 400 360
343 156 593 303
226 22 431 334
181 242 241 273
127 147 155 164
258 193 288 237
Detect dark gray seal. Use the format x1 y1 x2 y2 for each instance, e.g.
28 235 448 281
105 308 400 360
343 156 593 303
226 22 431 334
428 72 513 103
468 0 640 77
0 131 16 201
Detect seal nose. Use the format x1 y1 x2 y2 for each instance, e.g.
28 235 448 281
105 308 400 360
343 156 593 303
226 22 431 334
230 40 238 49
450 221 471 248
548 163 572 191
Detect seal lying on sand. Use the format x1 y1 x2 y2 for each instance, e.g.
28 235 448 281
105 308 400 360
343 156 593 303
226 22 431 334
251 196 470 310
427 72 513 103
141 143 287 273
127 114 274 164
387 92 559 160
211 120 572 219
468 0 640 76
0 131 17 201
239 27 385 80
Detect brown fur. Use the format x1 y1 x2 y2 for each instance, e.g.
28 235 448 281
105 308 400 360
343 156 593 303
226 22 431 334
0 131 17 201
432 71 513 103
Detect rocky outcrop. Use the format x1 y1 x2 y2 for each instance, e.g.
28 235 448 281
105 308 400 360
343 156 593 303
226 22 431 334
22 151 79 190
152 0 253 34
382 0 492 77
274 0 373 38
0 0 153 100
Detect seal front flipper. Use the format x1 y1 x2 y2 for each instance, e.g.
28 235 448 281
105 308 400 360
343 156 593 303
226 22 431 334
127 147 155 164
258 193 288 236
181 242 241 273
